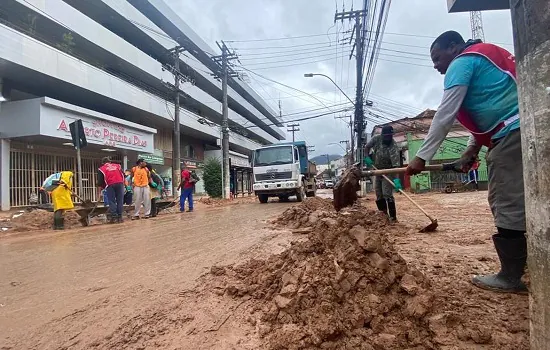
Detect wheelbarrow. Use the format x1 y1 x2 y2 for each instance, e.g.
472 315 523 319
74 205 135 226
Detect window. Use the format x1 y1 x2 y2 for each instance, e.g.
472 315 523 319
253 146 293 166
183 144 195 159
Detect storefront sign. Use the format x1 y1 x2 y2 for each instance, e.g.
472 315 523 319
182 160 204 169
230 155 251 168
56 118 149 150
138 153 164 165
39 100 156 153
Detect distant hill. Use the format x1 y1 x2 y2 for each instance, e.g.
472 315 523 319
310 154 342 165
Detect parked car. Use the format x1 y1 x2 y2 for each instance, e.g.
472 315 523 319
325 180 334 189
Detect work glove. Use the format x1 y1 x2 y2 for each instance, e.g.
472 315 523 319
150 182 158 189
393 178 403 191
364 156 374 168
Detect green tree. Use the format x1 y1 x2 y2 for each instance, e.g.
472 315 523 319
57 32 75 54
202 157 222 198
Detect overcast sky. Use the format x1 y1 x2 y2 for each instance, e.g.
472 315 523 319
166 0 514 158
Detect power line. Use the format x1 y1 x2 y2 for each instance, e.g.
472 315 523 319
225 31 345 43
245 107 352 129
231 39 437 53
237 45 429 62
240 66 343 113
236 55 432 71
228 30 513 46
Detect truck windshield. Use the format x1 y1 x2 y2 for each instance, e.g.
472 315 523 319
254 146 294 166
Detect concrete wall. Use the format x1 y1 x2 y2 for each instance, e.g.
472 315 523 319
0 139 9 210
0 99 41 138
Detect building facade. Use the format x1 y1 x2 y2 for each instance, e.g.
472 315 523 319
0 0 284 209
407 134 489 192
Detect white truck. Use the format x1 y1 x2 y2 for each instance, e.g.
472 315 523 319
252 141 317 203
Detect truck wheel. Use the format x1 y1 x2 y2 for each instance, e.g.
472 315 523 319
296 185 306 202
258 194 269 204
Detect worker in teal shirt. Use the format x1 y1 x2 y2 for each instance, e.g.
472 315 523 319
407 31 526 294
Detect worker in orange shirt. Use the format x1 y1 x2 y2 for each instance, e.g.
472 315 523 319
132 158 152 219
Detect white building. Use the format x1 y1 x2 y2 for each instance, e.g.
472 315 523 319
0 0 285 209
331 157 348 180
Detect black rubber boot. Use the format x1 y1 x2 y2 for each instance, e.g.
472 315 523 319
472 234 527 294
57 217 65 230
375 199 388 216
53 217 60 230
53 211 64 230
387 198 397 223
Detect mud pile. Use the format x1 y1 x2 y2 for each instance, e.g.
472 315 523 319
275 197 334 229
2 209 82 233
214 198 437 349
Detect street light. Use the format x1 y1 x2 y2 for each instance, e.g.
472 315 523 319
328 142 347 152
304 73 355 106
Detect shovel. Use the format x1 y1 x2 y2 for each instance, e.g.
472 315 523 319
374 167 438 232
333 163 460 215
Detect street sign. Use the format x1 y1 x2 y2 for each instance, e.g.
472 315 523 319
138 153 164 165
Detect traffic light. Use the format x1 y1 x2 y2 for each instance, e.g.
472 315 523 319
69 119 87 149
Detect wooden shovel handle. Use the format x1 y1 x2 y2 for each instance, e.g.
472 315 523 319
379 174 436 221
362 164 446 176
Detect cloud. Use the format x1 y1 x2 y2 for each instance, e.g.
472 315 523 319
165 0 514 157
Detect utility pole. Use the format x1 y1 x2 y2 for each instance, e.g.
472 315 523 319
212 41 238 199
354 11 364 169
335 9 367 168
324 154 332 178
340 140 350 166
335 114 354 165
509 0 550 347
168 46 185 198
287 123 300 142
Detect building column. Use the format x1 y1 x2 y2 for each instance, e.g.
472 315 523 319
240 171 244 197
123 155 128 171
0 139 10 211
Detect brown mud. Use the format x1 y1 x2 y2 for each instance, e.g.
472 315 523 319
187 195 529 349
1 192 529 349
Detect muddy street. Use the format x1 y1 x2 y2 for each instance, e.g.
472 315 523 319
0 200 294 348
0 191 529 349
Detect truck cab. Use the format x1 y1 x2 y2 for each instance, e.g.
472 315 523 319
252 142 316 203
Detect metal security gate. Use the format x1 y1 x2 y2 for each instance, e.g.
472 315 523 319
9 145 121 207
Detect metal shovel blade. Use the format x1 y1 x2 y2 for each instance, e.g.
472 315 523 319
419 219 438 233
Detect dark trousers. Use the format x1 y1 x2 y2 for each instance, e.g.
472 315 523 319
124 192 133 205
39 189 49 204
106 183 125 217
